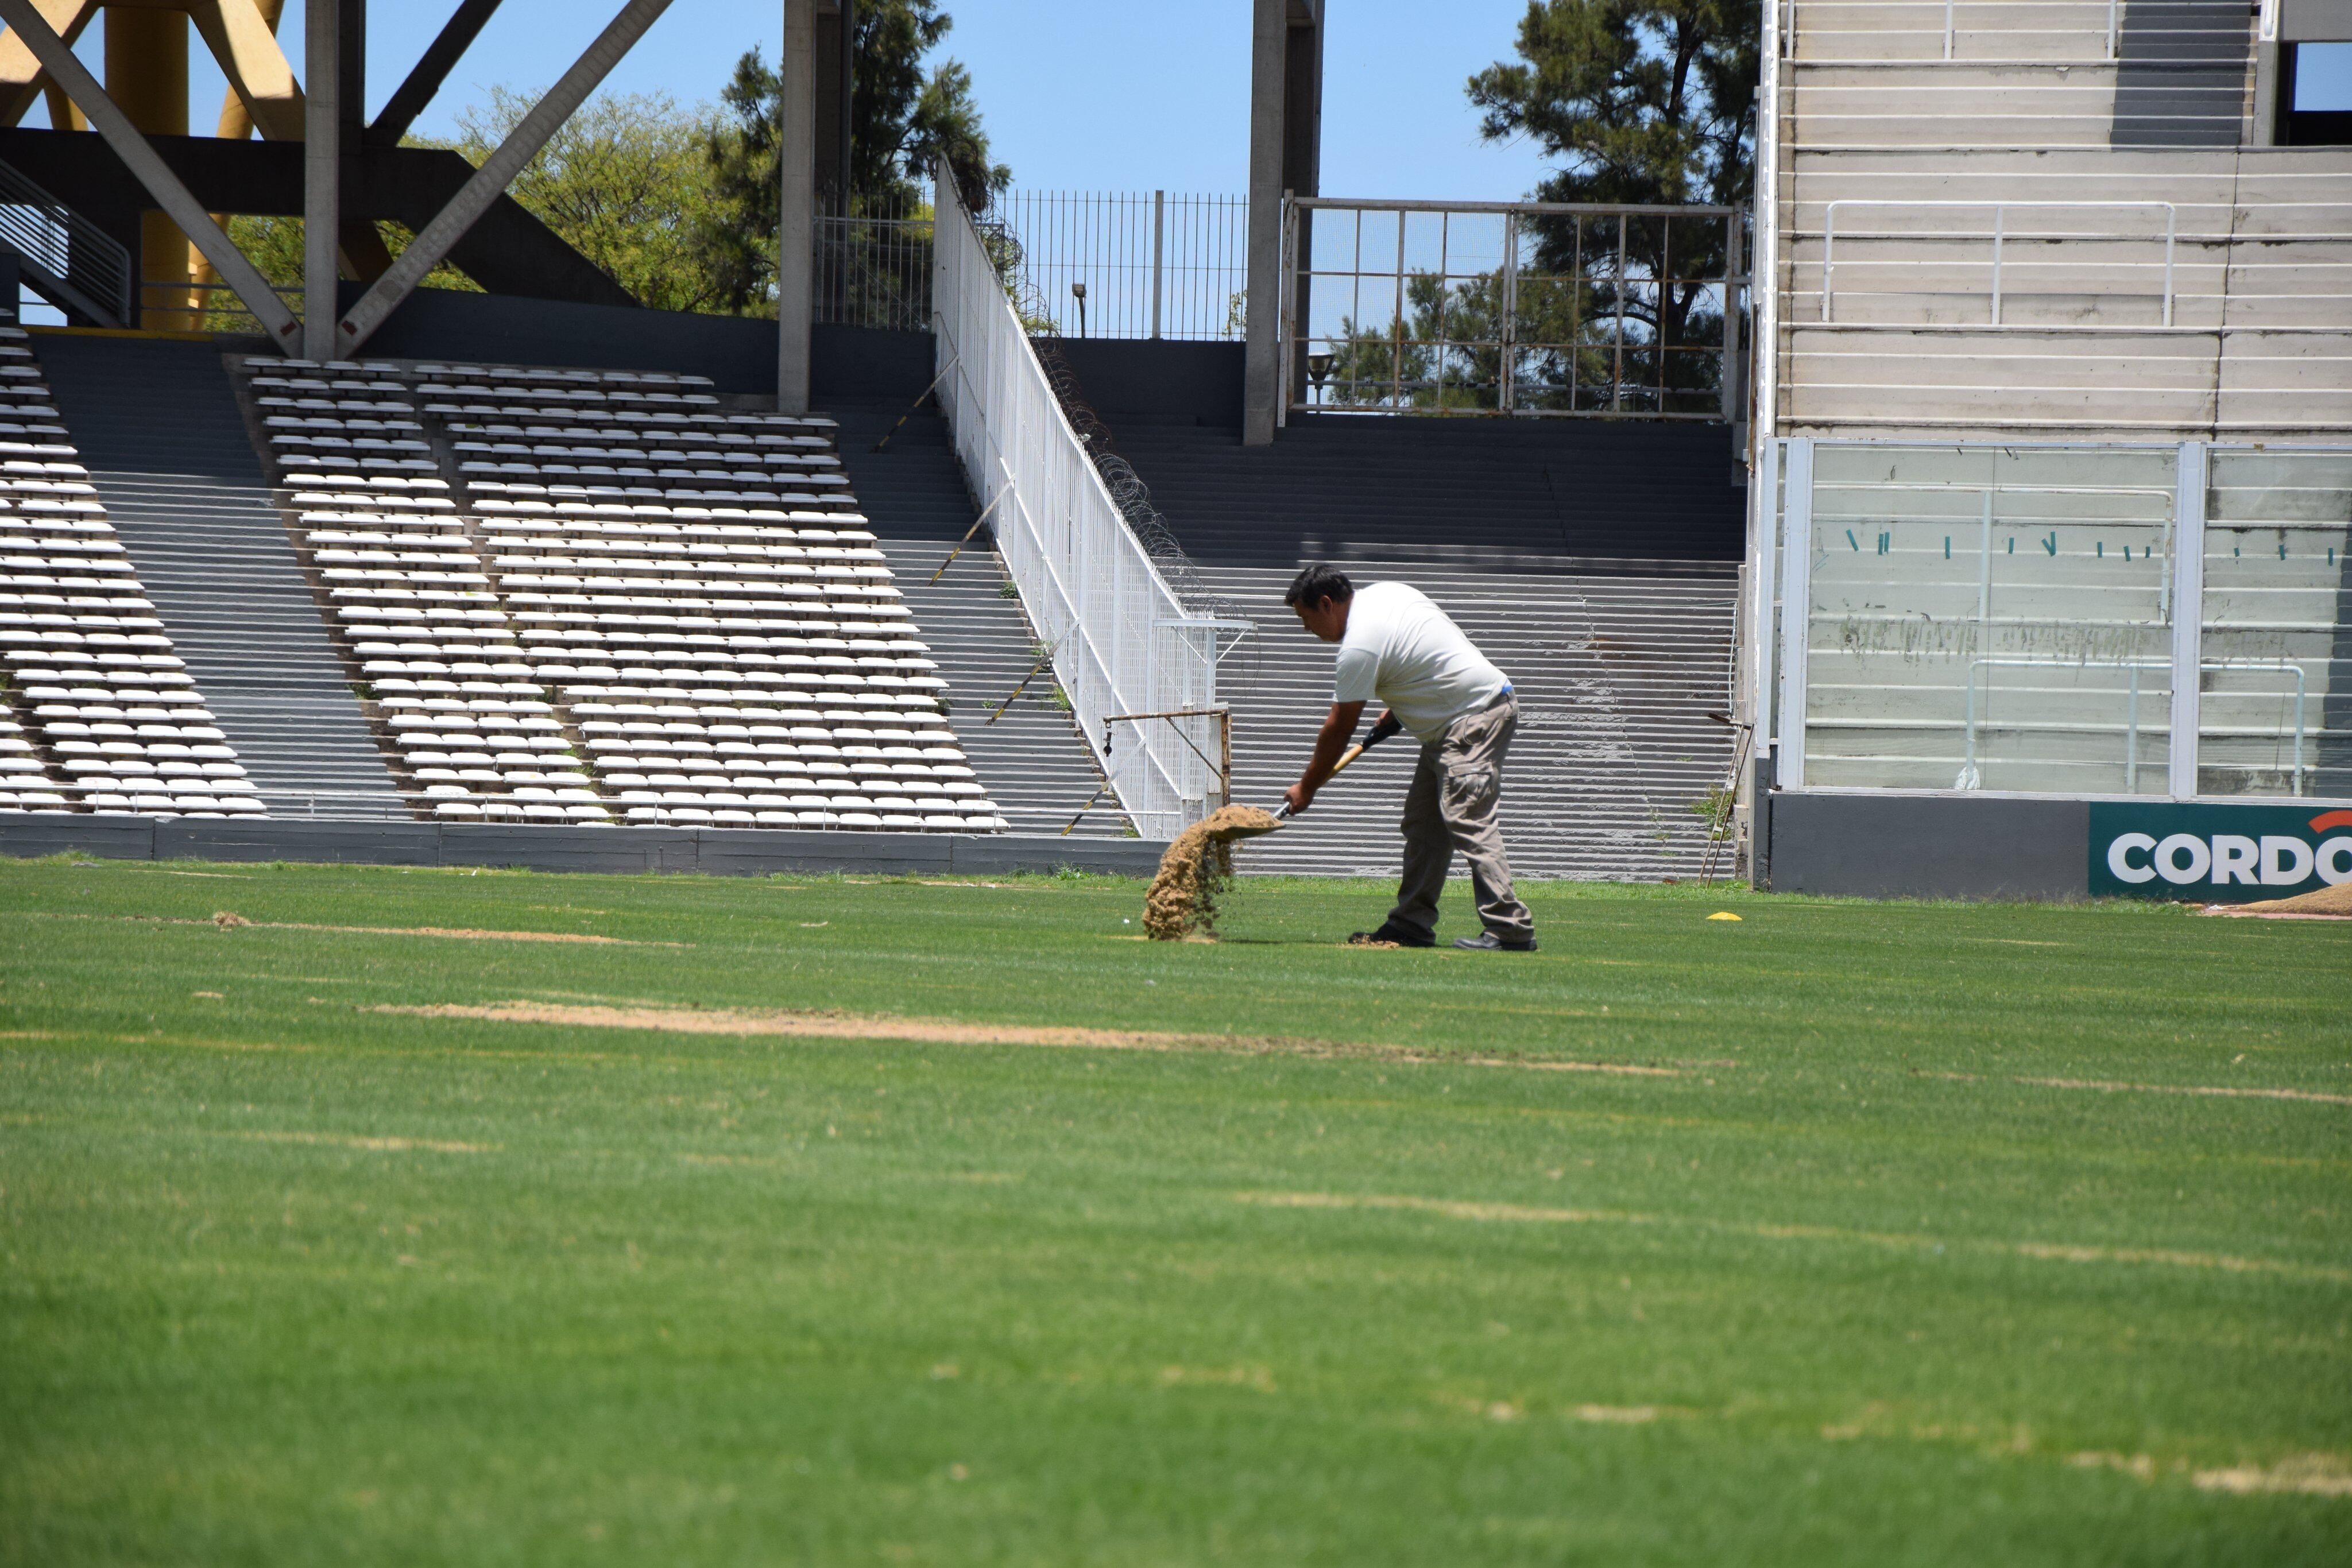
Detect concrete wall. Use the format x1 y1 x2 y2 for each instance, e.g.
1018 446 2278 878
301 297 1241 427
1765 790 2352 903
0 817 1164 879
339 283 780 393
1766 793 2091 900
1051 339 1245 428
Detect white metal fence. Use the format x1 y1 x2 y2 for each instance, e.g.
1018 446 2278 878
930 165 1228 842
1281 198 1746 422
994 189 1247 340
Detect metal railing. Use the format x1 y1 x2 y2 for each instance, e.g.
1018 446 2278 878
1823 200 2178 328
1785 0 2215 60
1280 198 1744 422
1959 656 2308 795
0 154 132 327
931 163 1227 841
814 194 934 332
995 189 1246 340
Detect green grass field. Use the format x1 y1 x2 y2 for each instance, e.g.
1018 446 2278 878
1 855 2346 1565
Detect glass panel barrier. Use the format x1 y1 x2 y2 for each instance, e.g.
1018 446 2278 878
1804 446 2177 792
2201 451 2352 800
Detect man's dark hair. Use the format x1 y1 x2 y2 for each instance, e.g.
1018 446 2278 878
1283 564 1353 610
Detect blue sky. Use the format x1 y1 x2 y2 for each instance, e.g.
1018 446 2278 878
26 1 1556 200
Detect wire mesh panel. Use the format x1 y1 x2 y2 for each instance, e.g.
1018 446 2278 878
1282 199 1740 420
1802 444 2180 793
813 193 934 332
931 167 1222 841
2200 450 2352 799
994 191 1247 340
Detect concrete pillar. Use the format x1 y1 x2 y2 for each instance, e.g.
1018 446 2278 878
334 0 392 278
813 0 851 208
303 0 338 359
777 0 816 414
1242 0 1320 447
105 6 194 330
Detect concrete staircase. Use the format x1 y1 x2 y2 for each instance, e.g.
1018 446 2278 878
825 398 1131 838
33 335 403 811
1111 415 1746 879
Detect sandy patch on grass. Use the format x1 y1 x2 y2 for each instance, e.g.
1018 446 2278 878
2206 881 2352 917
225 1129 493 1154
2070 1450 2352 1497
1236 1190 1653 1226
1239 1191 2351 1283
2192 1454 2352 1497
364 1001 1685 1077
20 911 685 946
2013 1074 2352 1107
1159 1364 1277 1392
1916 1068 2350 1108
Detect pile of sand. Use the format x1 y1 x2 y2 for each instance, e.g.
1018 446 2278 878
1144 805 1280 940
2206 881 2352 919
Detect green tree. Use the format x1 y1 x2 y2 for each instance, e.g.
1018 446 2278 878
699 0 1009 315
443 89 730 315
1326 0 1760 413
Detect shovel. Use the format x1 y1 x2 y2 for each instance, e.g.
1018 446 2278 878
1220 714 1405 842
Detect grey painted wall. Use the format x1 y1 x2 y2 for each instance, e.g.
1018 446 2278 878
0 818 1164 880
1766 793 2091 900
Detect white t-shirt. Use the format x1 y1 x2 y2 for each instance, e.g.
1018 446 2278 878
1331 581 1508 744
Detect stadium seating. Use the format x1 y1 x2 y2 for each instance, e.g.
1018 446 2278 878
0 320 262 818
239 355 1003 830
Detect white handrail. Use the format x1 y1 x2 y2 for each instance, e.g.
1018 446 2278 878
929 163 1221 841
1823 200 2176 328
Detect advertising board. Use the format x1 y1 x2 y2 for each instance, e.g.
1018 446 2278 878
2088 803 2352 903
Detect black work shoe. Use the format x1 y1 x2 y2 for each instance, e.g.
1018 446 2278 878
1453 931 1538 951
1348 921 1435 948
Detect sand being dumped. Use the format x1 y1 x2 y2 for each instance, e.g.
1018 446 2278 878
1144 805 1281 940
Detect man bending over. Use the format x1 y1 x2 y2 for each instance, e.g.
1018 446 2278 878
1281 564 1535 951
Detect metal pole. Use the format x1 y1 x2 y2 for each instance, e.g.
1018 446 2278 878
1151 188 1164 339
1719 215 1737 424
303 0 339 361
2161 203 2175 328
2168 442 2207 799
1613 212 1627 412
1500 208 1518 415
1990 204 2004 326
1774 437 1814 789
2126 664 2140 792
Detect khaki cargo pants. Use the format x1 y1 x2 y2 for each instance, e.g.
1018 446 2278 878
1387 692 1534 944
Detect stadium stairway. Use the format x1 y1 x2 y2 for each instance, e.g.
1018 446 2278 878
1109 414 1746 880
34 335 403 812
826 398 1129 838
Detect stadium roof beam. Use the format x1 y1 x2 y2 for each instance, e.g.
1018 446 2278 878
366 0 501 148
331 0 675 357
188 0 304 140
0 0 95 127
302 0 335 359
0 0 301 348
1243 0 1322 447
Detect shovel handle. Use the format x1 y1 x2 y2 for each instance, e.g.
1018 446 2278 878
1274 718 1401 819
